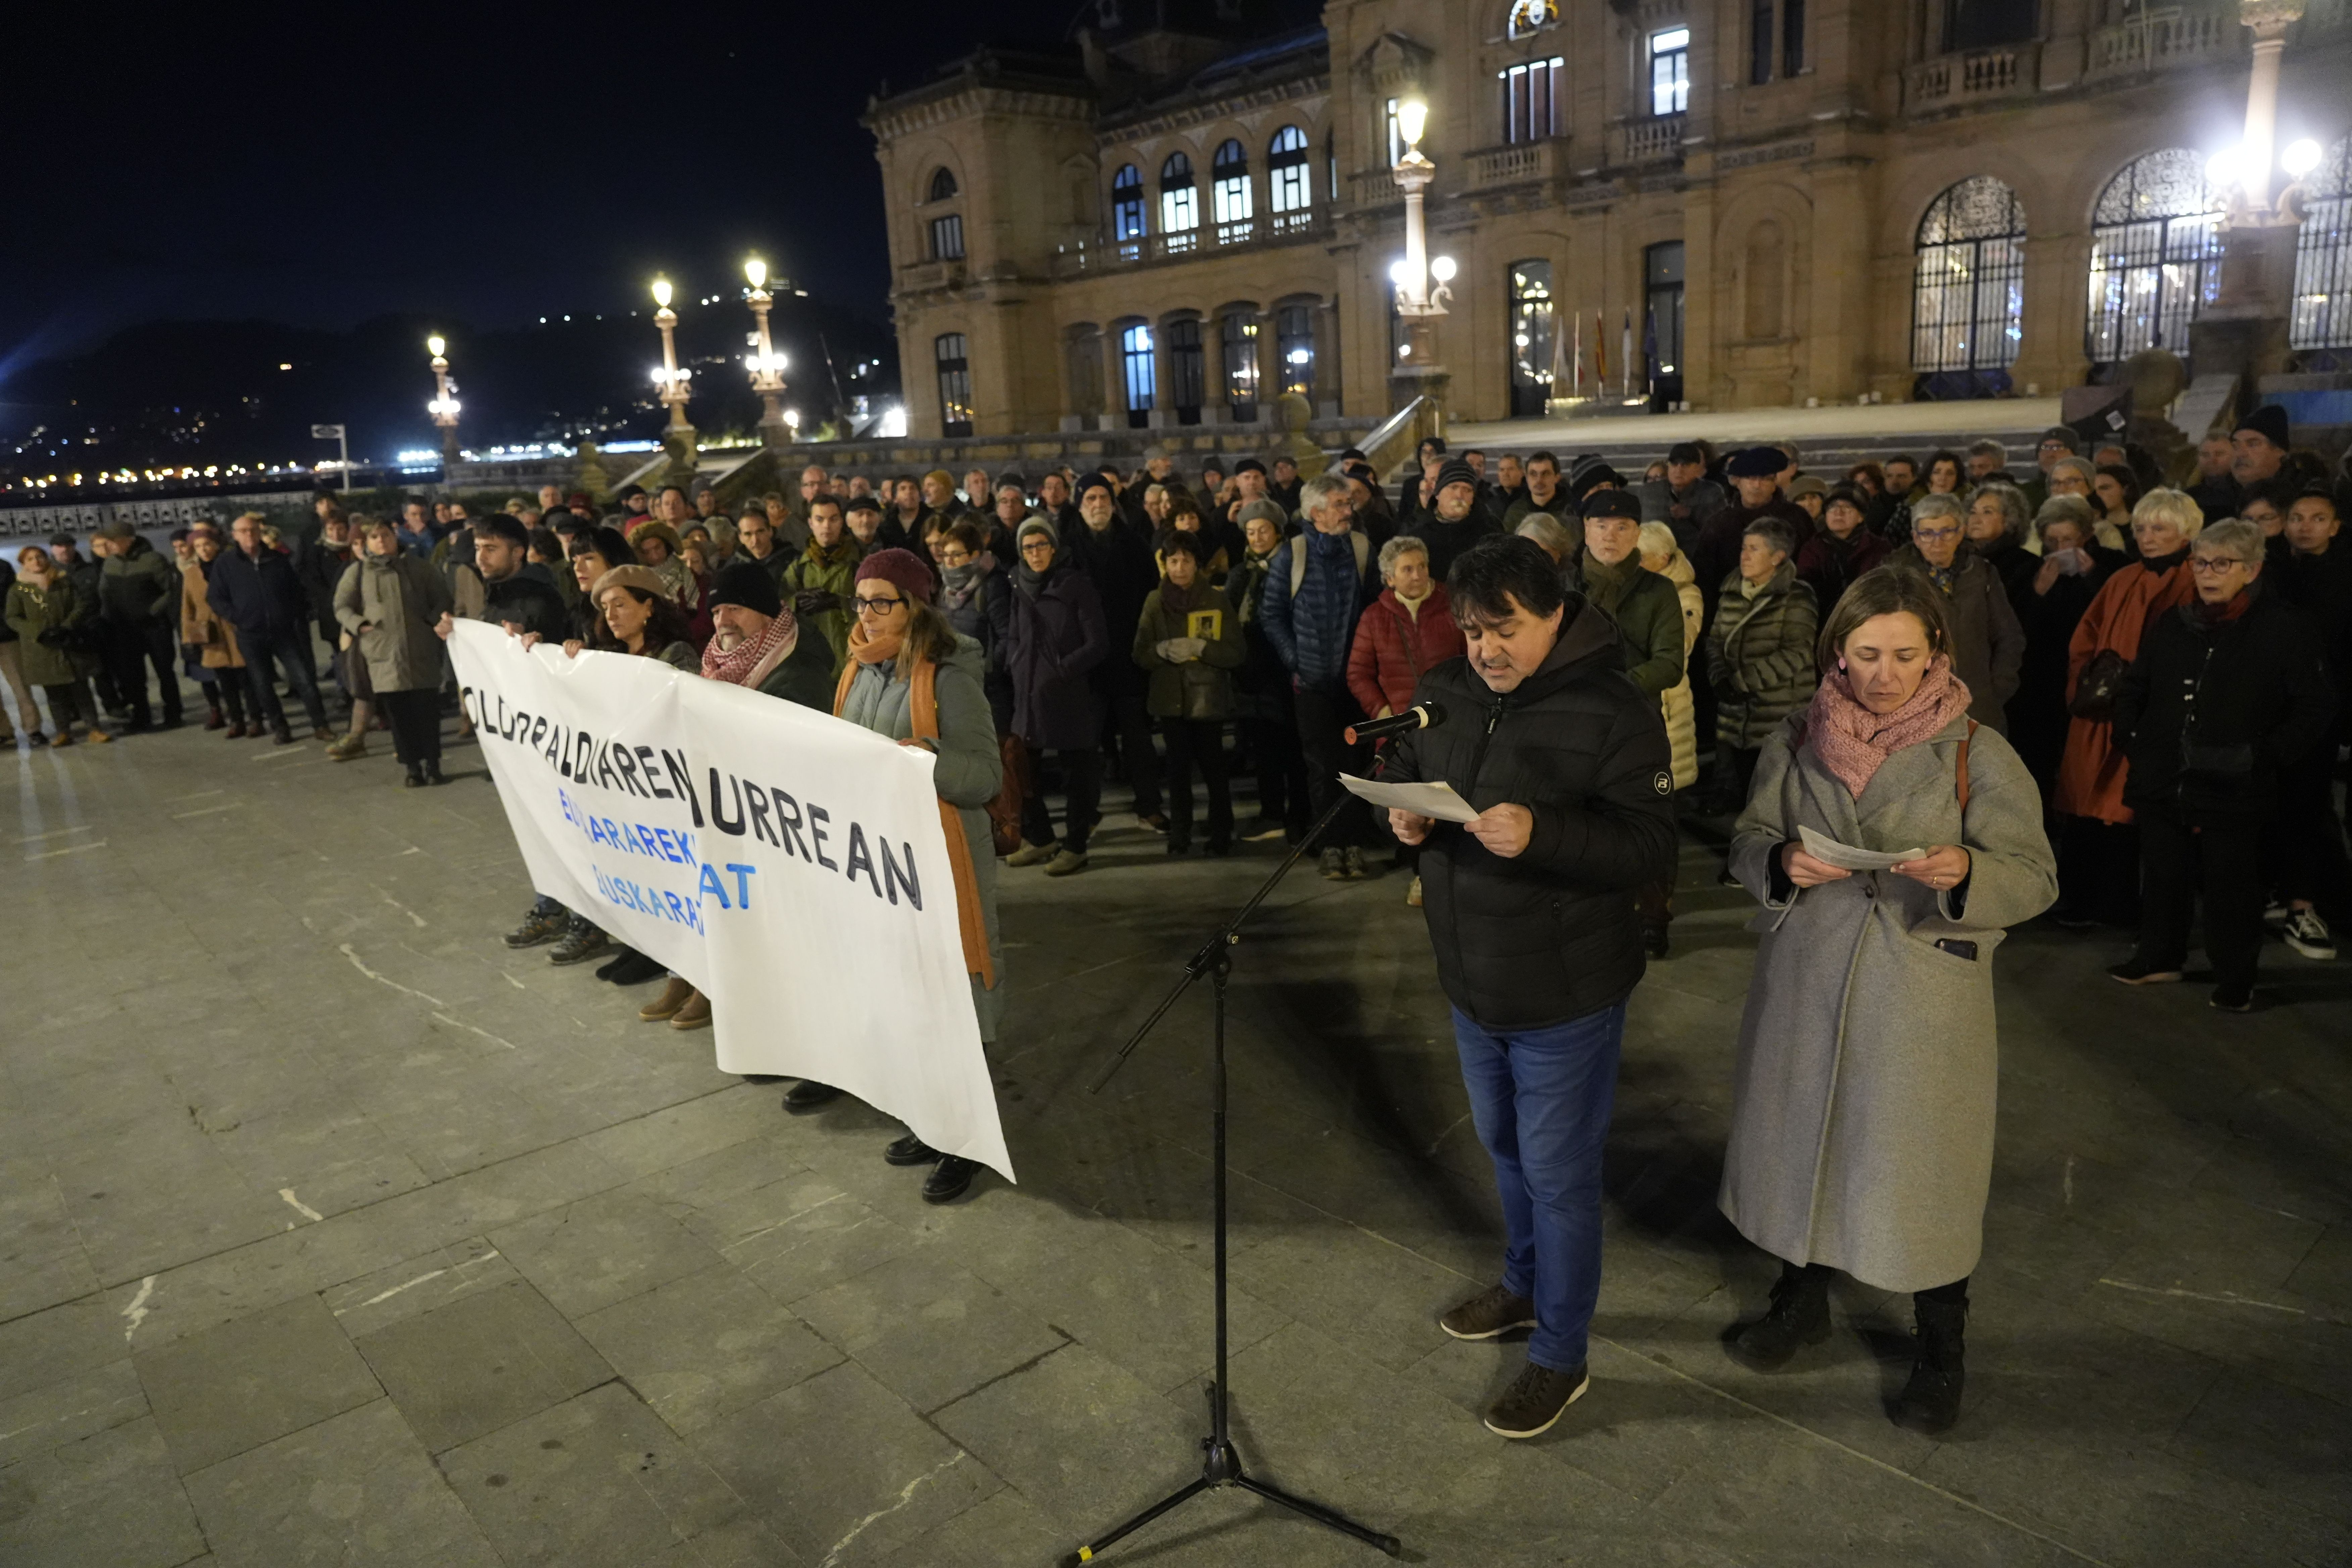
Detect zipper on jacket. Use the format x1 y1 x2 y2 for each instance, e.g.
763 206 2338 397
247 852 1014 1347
1465 697 1507 794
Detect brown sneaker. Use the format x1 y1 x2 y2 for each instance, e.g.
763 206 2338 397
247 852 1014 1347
669 989 712 1031
638 976 694 1022
1439 1283 1537 1341
1483 1359 1589 1439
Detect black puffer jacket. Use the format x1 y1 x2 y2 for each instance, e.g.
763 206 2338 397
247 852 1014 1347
2113 583 2336 821
1383 597 1679 1030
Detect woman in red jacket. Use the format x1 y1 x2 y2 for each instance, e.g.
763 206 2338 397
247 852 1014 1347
1347 535 1469 903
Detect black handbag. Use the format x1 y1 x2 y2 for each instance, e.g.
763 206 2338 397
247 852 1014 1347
2068 648 2128 720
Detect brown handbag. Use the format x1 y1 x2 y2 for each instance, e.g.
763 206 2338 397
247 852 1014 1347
989 733 1029 856
2067 649 2128 720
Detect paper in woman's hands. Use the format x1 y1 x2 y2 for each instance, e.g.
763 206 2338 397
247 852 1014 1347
1799 824 1927 872
1340 774 1480 824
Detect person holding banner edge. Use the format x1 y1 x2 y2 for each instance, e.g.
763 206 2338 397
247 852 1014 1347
787 547 1008 1206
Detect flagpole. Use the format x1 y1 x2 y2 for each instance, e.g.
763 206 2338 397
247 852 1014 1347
1571 311 1582 399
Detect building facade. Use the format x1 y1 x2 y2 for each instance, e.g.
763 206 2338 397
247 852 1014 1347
866 0 2352 439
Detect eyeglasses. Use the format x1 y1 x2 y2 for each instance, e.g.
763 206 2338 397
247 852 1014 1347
2187 557 2242 575
1912 527 1962 543
852 595 905 616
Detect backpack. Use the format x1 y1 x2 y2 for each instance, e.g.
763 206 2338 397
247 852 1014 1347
1287 532 1371 596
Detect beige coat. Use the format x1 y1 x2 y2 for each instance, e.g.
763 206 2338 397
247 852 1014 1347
335 553 453 693
1723 712 2057 1291
1657 549 1702 791
180 561 243 670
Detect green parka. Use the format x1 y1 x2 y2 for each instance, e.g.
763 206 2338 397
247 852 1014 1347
1575 550 1687 699
4 578 84 687
1132 582 1245 720
1706 561 1819 749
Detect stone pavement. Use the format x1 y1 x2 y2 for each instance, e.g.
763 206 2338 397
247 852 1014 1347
3 718 2349 1568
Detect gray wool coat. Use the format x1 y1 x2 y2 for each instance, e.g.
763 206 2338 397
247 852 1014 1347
336 554 452 693
1722 710 2057 1292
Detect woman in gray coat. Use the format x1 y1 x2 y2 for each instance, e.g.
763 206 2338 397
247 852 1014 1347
1722 567 2056 1434
336 520 454 786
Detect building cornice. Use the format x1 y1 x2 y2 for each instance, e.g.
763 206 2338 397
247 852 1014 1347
1097 72 1331 146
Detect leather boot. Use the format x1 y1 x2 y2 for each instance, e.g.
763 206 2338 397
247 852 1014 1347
638 976 694 1022
1893 1293 1967 1434
667 989 712 1031
1730 1262 1833 1369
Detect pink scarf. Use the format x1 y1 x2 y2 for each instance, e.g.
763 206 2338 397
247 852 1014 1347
1803 655 1973 799
700 611 793 687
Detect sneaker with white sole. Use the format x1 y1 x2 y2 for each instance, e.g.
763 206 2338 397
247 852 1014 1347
1483 1358 1589 1438
2283 908 2337 960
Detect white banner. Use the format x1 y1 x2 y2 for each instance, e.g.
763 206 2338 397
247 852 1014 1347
446 621 1012 1180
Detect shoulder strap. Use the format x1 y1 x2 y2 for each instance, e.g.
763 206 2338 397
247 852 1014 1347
1288 534 1308 596
1956 718 1978 811
1351 532 1370 577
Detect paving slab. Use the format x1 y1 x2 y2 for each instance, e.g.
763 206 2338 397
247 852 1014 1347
134 1291 383 1476
0 1416 209 1568
574 1265 841 1433
353 1279 612 1453
487 1187 726 1318
182 1398 501 1568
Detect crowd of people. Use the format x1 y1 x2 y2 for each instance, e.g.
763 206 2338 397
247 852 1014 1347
9 405 2344 1436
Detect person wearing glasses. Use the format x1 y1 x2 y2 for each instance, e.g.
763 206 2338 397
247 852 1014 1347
2109 520 2335 1012
1893 494 2023 734
799 547 1006 1205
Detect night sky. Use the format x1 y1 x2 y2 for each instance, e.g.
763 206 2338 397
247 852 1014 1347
4 1 1136 374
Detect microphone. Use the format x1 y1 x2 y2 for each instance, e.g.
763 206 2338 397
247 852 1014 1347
1345 701 1448 747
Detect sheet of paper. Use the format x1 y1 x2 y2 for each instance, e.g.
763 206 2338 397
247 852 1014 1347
1800 824 1927 873
1339 774 1481 825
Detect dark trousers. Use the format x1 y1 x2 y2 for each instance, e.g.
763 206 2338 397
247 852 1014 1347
379 688 442 768
1453 1001 1626 1372
207 668 250 726
1242 707 1311 834
1161 718 1232 848
1292 681 1372 849
41 681 100 734
106 623 184 725
1020 747 1104 854
2267 747 2352 919
2135 806 2265 991
239 629 328 733
1098 669 1163 818
2057 814 2142 927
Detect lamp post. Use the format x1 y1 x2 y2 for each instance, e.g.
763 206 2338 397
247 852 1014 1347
2190 0 2310 383
742 257 790 449
649 277 693 433
1387 96 1455 424
426 335 460 468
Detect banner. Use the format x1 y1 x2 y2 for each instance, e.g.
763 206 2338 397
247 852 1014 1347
446 621 1013 1180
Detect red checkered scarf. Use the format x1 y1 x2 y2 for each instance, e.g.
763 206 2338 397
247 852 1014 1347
699 610 793 687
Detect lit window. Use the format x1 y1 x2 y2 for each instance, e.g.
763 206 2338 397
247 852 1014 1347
1211 139 1253 227
1384 98 1404 167
928 213 964 261
1111 164 1146 246
1499 57 1566 145
1650 28 1691 117
1121 324 1157 415
1160 152 1198 243
934 334 972 437
1270 126 1312 221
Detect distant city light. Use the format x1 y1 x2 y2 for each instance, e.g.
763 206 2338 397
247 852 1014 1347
394 449 442 464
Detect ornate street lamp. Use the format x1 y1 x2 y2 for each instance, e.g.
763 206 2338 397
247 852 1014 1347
2191 1 2312 380
1387 97 1455 421
742 257 789 444
426 335 460 465
649 276 693 432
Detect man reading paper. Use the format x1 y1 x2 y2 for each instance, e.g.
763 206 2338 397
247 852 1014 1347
1383 536 1677 1440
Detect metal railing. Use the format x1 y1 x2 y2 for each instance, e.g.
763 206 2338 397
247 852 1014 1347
1356 395 1442 482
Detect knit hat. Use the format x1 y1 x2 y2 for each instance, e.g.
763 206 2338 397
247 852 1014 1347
1726 446 1783 479
1077 475 1117 503
2235 404 2291 450
855 546 937 604
588 565 669 603
706 561 782 617
1432 458 1479 496
1016 515 1060 549
1234 499 1288 531
1569 460 1625 498
1580 489 1641 522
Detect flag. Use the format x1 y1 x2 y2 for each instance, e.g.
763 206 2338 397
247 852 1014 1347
1621 309 1634 399
1548 299 1570 398
1593 309 1608 386
1643 307 1659 394
1571 311 1583 398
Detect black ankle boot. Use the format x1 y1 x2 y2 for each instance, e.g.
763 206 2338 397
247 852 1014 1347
1730 1262 1833 1369
1893 1294 1967 1433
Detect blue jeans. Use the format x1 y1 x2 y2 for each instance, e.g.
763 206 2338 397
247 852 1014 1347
239 629 328 733
1452 1002 1626 1372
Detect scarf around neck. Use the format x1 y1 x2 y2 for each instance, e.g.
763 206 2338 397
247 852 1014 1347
847 618 907 667
700 612 793 686
1159 573 1215 617
1803 654 1973 799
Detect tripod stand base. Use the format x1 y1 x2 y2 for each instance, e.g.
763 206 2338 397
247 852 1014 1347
1063 1386 1402 1564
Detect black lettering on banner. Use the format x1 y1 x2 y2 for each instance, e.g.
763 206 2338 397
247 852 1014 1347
637 746 672 798
880 838 922 910
543 723 562 768
770 788 810 860
612 747 645 797
708 770 746 837
505 706 527 742
662 751 704 826
744 783 778 847
844 823 884 898
807 804 838 871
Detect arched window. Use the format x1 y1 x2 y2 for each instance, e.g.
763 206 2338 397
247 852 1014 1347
1508 260 1556 417
1276 303 1317 397
1269 126 1312 230
1120 323 1157 426
1211 139 1253 241
1110 164 1146 257
2290 136 2352 354
2087 149 2225 368
1508 0 1559 39
1160 152 1198 250
1911 175 2026 391
934 334 972 437
1167 317 1205 422
1222 311 1262 419
927 167 958 203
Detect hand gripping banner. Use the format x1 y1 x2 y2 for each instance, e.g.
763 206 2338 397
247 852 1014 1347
447 621 1013 1180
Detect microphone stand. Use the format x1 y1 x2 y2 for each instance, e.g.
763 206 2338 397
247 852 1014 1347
1068 755 1404 1566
